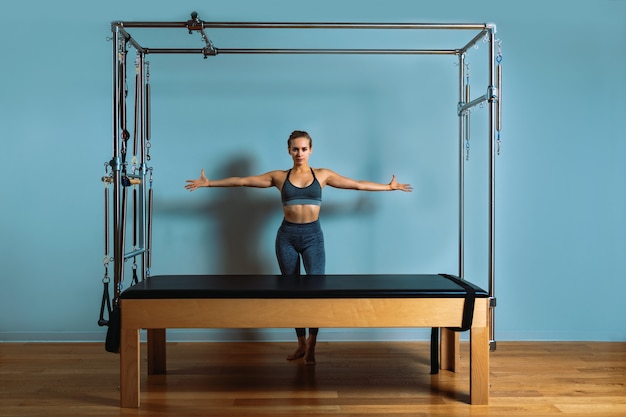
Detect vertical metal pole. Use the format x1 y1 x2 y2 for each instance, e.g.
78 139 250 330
145 71 151 144
458 53 465 279
111 26 120 306
137 52 148 282
104 185 109 262
147 183 153 273
487 26 497 351
112 26 120 161
112 27 126 305
145 60 153 276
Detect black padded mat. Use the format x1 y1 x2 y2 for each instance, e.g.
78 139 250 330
120 274 488 299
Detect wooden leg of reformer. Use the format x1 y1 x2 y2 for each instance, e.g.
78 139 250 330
440 328 460 371
469 324 489 405
147 329 166 375
120 328 140 408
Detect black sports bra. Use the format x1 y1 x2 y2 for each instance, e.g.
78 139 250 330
281 168 322 206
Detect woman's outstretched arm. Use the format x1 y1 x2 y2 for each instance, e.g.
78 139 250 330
185 168 281 191
321 169 413 192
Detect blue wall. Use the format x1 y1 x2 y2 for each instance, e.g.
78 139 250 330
1 0 625 342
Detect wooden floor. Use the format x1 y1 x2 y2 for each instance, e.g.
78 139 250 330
1 340 625 416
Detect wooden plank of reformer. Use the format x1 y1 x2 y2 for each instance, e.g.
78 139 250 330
122 298 467 329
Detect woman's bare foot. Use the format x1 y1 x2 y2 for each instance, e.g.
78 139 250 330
287 346 305 360
287 336 306 360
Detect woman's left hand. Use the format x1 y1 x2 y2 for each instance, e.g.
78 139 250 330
390 175 413 192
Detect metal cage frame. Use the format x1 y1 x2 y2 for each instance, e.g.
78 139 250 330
104 12 501 349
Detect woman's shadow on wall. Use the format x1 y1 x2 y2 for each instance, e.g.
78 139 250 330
157 156 374 275
156 156 278 274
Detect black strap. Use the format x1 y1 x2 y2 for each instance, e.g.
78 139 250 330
431 275 477 373
430 327 439 374
98 279 121 353
441 274 476 332
132 267 139 286
98 281 112 327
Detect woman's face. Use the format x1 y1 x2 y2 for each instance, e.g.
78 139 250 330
288 136 312 166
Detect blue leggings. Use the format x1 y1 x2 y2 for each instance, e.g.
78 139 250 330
275 219 325 337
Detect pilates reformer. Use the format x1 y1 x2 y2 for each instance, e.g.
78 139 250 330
99 12 502 408
119 274 490 407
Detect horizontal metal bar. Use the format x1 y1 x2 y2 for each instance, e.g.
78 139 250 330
141 48 216 55
142 47 459 55
113 21 188 29
202 22 488 30
458 93 488 115
218 48 458 55
113 21 489 31
124 248 147 260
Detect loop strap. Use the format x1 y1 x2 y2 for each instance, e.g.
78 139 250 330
441 274 476 332
98 281 112 327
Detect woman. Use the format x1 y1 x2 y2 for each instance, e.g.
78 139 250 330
185 130 412 365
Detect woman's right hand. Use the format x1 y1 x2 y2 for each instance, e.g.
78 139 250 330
185 169 210 191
